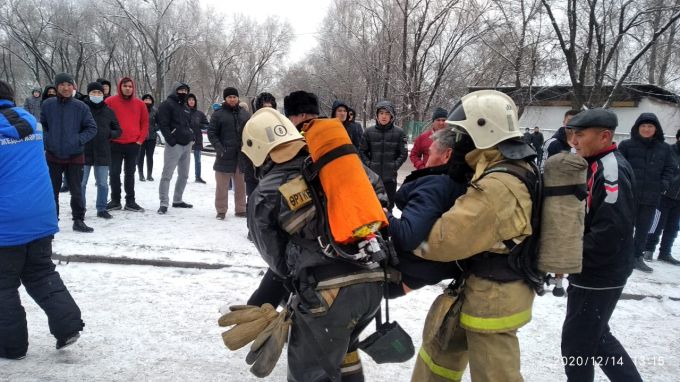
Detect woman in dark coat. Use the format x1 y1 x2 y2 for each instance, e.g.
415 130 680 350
187 93 209 183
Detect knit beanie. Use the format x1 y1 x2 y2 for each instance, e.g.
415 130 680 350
432 107 448 121
87 82 104 94
223 87 239 99
54 73 75 86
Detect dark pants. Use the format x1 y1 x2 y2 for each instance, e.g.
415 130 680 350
137 139 156 178
247 269 290 307
0 236 84 359
288 282 382 382
47 161 85 221
110 142 139 203
633 204 657 258
561 286 641 382
383 180 397 210
646 197 680 257
193 148 201 179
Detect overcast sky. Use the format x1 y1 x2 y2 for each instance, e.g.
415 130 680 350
200 0 332 65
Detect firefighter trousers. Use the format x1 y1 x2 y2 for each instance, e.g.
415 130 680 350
412 326 523 382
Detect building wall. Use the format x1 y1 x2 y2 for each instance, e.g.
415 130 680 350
519 97 680 144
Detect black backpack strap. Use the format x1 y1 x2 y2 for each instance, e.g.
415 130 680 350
305 144 357 180
544 184 588 201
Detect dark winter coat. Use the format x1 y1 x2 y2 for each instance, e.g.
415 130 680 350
359 101 408 182
144 104 159 142
23 87 42 119
662 142 680 201
40 96 97 160
530 131 544 151
208 103 250 173
540 126 571 172
618 113 676 206
188 96 209 151
83 97 121 166
569 146 635 288
247 153 388 279
388 167 467 292
331 100 363 149
41 86 56 102
157 82 193 147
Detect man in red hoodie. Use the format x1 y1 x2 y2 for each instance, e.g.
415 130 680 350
409 107 448 170
104 77 149 212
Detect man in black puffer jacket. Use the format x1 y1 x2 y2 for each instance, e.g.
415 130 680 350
207 87 251 219
156 81 195 214
645 128 680 265
359 100 408 208
619 112 677 273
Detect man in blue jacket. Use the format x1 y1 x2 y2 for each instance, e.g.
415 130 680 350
0 80 84 359
41 73 98 232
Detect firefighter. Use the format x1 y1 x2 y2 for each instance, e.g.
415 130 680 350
241 104 388 382
412 90 536 382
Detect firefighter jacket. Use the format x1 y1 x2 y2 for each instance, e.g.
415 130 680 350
247 152 388 282
418 148 535 333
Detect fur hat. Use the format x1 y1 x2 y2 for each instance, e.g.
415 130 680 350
284 90 320 117
223 87 239 99
255 92 277 111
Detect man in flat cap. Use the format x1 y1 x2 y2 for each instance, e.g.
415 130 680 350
560 108 642 381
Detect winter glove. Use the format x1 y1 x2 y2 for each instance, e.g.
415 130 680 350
218 303 278 350
245 308 292 378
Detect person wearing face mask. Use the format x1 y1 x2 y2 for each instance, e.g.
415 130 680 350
81 82 121 219
104 77 149 212
155 82 194 214
207 87 251 219
618 113 677 273
138 94 158 181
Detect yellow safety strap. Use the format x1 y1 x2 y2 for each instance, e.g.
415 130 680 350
418 347 464 381
459 309 531 331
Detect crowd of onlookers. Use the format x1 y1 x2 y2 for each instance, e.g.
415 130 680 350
14 74 680 272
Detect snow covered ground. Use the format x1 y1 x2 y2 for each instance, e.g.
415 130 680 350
2 147 680 381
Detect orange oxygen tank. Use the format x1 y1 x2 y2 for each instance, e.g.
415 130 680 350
303 118 388 244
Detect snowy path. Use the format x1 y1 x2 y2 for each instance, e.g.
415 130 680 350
2 147 680 381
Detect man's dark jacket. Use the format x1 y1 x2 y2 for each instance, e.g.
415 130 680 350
40 96 97 159
618 113 676 206
207 103 250 173
157 82 193 147
359 101 408 182
83 97 121 166
569 146 636 288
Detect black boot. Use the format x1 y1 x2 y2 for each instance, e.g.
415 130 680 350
633 257 653 273
658 254 680 265
73 220 94 233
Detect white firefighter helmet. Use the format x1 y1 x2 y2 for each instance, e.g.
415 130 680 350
446 90 521 149
241 108 306 167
